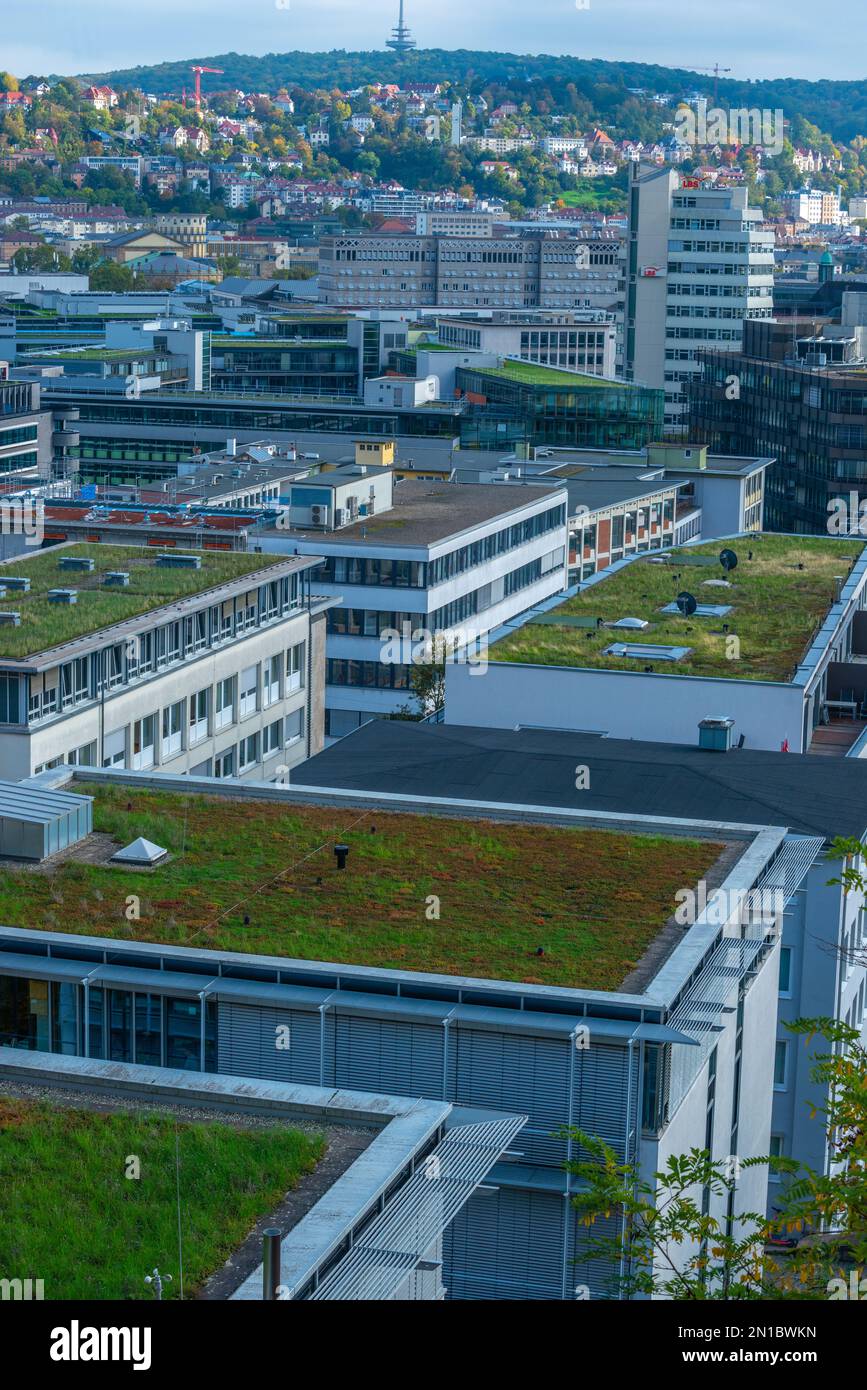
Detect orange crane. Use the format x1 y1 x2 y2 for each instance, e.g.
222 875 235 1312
690 63 732 105
190 65 224 115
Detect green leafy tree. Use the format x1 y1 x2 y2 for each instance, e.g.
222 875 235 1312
565 1019 867 1299
89 260 136 291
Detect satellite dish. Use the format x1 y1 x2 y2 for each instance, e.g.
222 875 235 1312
720 548 738 573
676 591 697 617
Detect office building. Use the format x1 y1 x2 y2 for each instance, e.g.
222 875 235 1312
436 311 617 378
689 309 867 533
291 716 867 1222
0 543 330 780
624 166 774 431
318 232 624 325
0 757 792 1297
446 532 867 755
253 464 568 737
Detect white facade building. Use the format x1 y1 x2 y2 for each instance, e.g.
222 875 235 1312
624 166 774 430
0 548 330 782
254 472 568 737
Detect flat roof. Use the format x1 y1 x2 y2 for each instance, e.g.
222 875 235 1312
530 448 773 478
293 718 867 842
459 359 625 389
491 534 865 681
262 478 565 549
0 543 302 663
560 476 680 511
4 780 724 992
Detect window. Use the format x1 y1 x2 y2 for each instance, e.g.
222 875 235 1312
189 688 209 744
239 732 259 771
769 1134 784 1183
0 673 20 724
263 718 282 756
69 741 97 768
778 947 792 996
132 713 156 770
161 700 184 760
214 747 235 778
165 997 201 1071
774 1040 788 1089
286 642 305 692
285 707 304 745
102 727 126 768
263 654 282 707
216 676 235 729
239 665 258 719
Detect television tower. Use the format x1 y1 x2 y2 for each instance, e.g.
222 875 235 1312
386 0 416 55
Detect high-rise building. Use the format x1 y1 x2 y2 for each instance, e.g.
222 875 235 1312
624 165 774 432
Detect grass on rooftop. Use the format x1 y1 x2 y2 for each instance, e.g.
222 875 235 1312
492 534 865 681
0 1097 323 1299
0 785 722 990
467 359 615 388
0 544 285 659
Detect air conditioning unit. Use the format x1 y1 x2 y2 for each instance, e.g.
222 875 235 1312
333 508 344 526
311 505 327 525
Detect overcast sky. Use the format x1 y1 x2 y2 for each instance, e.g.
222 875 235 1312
1 0 857 83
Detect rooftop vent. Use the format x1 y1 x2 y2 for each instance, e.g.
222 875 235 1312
698 716 735 753
48 589 78 605
156 553 201 570
104 571 130 587
3 577 30 592
0 612 21 626
59 556 95 573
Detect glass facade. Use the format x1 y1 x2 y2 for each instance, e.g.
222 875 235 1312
0 974 216 1072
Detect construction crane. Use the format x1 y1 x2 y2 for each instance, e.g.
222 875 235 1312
190 65 224 116
690 63 732 106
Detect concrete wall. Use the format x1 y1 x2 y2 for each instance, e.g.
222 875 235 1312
446 658 806 752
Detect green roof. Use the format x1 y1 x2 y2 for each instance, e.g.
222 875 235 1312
463 359 619 388
0 544 286 660
4 784 723 991
492 534 865 681
28 348 163 362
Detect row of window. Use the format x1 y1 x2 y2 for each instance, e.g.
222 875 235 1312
0 975 217 1073
125 647 305 770
326 659 412 690
214 711 304 778
25 587 301 726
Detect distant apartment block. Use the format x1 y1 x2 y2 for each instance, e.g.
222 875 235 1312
318 232 624 324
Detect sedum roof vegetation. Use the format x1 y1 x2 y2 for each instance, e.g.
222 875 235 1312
0 544 285 660
467 359 617 387
2 784 723 991
492 534 865 681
